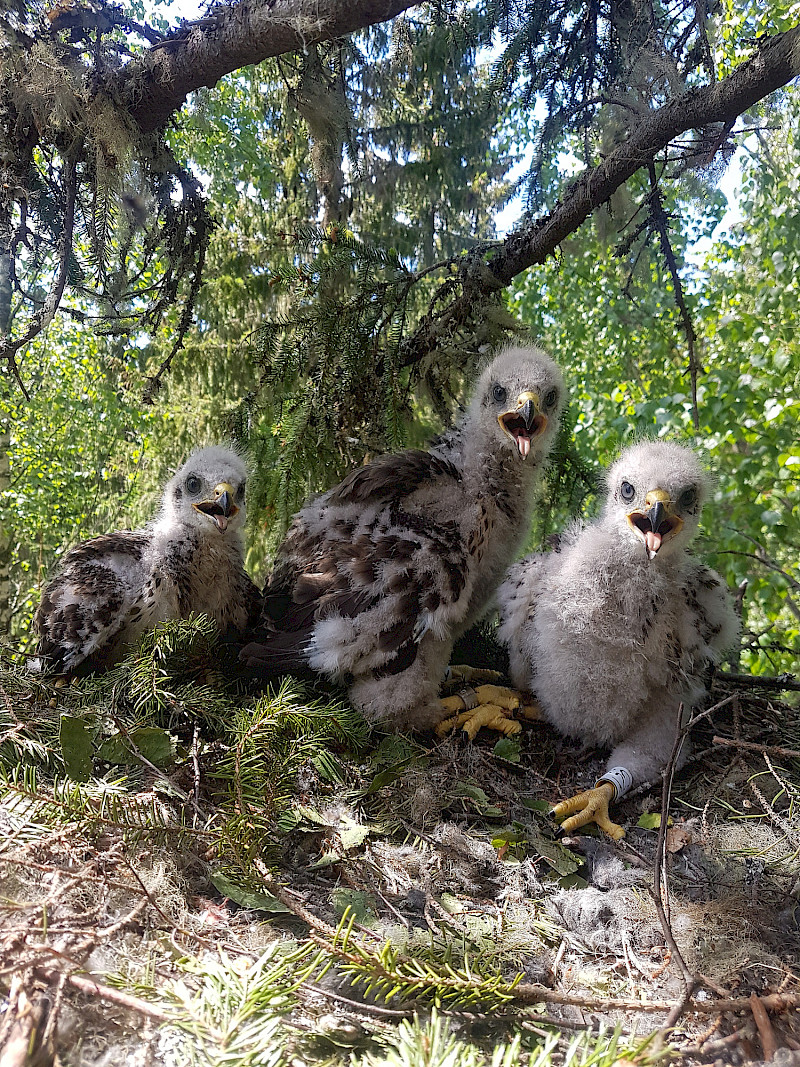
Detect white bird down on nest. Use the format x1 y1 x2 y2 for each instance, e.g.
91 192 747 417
497 440 739 839
240 345 565 735
32 446 261 676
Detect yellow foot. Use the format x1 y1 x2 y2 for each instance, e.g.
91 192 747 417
551 782 625 841
443 664 503 689
48 676 68 709
516 699 543 722
436 684 524 740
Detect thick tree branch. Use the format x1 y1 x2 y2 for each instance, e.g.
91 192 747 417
118 0 419 134
399 24 800 366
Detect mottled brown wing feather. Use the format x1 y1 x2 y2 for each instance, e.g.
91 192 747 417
33 532 149 674
327 449 460 506
241 451 465 673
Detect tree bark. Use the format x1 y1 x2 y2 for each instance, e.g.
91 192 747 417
118 0 419 134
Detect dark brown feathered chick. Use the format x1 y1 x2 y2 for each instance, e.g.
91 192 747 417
241 346 564 730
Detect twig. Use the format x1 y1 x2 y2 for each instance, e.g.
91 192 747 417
715 550 800 593
646 161 701 431
0 154 80 399
750 992 778 1061
713 736 800 760
142 223 207 404
650 703 694 997
682 1025 754 1057
717 671 800 692
109 712 205 821
32 968 174 1023
192 721 201 819
302 983 414 1018
0 984 51 1067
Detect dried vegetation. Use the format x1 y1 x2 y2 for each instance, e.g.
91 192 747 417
0 618 799 1065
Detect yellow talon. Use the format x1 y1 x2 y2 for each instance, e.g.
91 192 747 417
472 684 520 711
436 683 526 739
436 703 522 740
445 664 504 685
551 782 625 840
516 700 543 722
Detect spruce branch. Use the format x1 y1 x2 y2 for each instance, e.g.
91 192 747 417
398 24 800 368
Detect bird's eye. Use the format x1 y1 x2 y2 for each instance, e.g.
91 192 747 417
679 486 697 509
237 482 246 501
620 480 635 503
185 475 203 495
544 388 557 408
492 383 508 404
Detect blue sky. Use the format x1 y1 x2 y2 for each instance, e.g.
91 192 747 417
153 0 743 255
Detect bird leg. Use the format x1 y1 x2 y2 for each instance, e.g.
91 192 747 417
443 664 503 686
48 676 69 709
436 683 526 739
551 782 624 841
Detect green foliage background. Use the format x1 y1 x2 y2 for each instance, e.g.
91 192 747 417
2 17 798 674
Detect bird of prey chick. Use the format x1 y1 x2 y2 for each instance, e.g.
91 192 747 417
241 346 564 733
497 441 738 839
32 446 260 675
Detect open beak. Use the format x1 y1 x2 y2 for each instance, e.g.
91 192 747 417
498 391 548 460
626 487 683 560
193 481 239 532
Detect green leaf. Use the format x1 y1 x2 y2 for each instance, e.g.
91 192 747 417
97 727 175 768
493 737 521 763
637 812 662 830
209 871 292 913
453 782 504 816
338 817 370 851
312 750 347 784
558 872 589 889
332 889 376 923
59 714 93 783
527 825 582 877
309 851 341 870
295 804 330 826
366 763 411 794
520 797 551 812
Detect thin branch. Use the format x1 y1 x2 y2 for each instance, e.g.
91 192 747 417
0 154 79 397
650 703 695 995
716 671 800 692
713 735 800 760
750 991 779 1060
646 160 701 431
399 23 800 367
33 968 174 1023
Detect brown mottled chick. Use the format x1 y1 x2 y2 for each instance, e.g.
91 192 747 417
241 346 565 733
31 446 261 675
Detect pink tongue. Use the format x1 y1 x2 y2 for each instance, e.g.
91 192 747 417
516 433 531 459
214 515 229 532
645 530 662 557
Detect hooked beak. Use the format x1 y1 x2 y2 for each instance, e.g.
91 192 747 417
498 391 548 460
193 481 240 533
626 487 683 560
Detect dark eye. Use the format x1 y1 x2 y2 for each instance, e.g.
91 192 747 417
620 480 635 503
185 475 202 495
236 482 246 501
492 383 508 404
679 486 697 509
545 389 557 408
